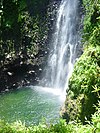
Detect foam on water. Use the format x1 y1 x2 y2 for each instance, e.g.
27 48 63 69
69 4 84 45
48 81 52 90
30 86 66 101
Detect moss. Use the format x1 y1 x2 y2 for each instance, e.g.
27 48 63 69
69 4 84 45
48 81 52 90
61 94 91 123
69 46 100 96
62 46 100 124
60 95 81 123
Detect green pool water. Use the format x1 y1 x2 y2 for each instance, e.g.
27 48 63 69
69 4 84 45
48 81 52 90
0 86 64 125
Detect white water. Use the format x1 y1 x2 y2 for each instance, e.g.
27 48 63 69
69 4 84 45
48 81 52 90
32 86 65 101
0 0 81 125
41 0 80 97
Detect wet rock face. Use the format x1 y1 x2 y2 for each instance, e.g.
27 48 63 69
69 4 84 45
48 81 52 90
0 44 47 92
0 61 46 92
60 95 82 123
0 43 48 92
60 91 98 124
0 0 61 92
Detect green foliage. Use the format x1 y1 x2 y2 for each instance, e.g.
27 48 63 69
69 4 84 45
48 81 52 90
68 46 100 123
69 46 100 96
0 119 73 133
0 0 49 66
82 0 100 46
92 102 100 133
89 25 100 46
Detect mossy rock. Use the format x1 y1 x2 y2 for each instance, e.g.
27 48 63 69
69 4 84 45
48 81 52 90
61 91 99 124
60 94 85 123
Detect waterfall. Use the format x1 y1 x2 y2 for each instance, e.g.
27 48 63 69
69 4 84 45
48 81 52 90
41 0 81 95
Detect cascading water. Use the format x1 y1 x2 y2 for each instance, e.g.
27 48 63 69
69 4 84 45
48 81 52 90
0 0 82 125
42 0 81 95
